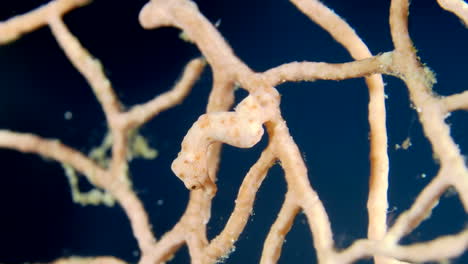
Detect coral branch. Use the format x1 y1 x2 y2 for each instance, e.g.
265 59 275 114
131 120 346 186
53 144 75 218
0 130 106 187
437 0 468 26
123 58 206 128
0 0 90 44
48 14 121 120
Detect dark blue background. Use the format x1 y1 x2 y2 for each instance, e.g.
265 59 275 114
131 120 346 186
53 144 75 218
0 0 467 263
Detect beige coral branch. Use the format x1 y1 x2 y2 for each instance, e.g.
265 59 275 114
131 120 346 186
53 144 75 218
123 58 206 128
437 0 468 26
50 256 127 264
290 1 391 263
0 0 90 44
205 145 276 261
441 90 468 112
48 13 121 120
336 228 468 263
262 52 393 85
0 130 106 187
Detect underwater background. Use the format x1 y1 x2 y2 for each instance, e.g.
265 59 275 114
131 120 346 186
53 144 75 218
0 0 467 263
